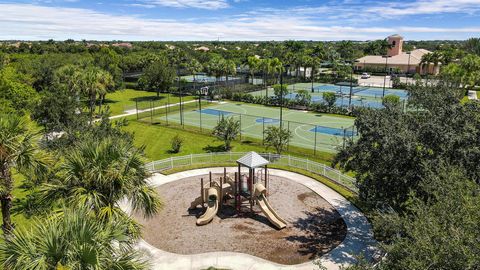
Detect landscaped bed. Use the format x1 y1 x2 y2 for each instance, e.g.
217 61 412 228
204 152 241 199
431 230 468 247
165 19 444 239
133 174 347 265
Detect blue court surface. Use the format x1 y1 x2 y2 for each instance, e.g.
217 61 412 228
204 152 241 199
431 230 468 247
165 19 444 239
313 85 408 99
197 109 232 116
310 126 357 137
255 118 280 124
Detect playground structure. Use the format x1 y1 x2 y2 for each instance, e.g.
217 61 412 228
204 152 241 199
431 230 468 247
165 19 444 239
189 152 287 229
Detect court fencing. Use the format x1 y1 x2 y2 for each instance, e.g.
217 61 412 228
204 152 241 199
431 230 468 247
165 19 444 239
134 98 358 154
146 152 358 193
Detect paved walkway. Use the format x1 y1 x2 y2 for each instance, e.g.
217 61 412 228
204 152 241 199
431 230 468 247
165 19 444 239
109 99 198 120
123 168 377 270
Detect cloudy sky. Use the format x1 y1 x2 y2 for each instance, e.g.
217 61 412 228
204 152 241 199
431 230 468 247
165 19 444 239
1 0 480 41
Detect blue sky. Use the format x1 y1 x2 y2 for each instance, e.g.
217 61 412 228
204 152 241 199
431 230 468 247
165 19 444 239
1 0 480 40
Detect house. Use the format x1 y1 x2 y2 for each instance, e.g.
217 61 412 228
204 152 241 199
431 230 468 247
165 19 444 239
112 42 133 49
355 34 439 75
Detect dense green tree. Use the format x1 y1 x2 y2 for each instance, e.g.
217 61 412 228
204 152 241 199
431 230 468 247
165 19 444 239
264 126 292 154
212 116 240 151
322 92 337 107
138 56 176 96
0 207 149 270
0 67 38 114
295 89 311 106
334 83 480 210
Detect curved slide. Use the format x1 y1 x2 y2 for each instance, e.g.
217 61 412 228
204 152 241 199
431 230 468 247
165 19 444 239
196 187 219 226
254 183 287 229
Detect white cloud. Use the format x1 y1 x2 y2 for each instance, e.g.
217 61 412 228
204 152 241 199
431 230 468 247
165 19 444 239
366 0 480 17
0 4 479 41
138 0 229 10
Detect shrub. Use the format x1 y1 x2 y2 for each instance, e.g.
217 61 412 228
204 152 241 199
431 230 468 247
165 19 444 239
170 134 183 153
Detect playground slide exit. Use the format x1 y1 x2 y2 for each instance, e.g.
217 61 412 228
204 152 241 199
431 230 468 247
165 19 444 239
196 187 219 225
254 183 287 229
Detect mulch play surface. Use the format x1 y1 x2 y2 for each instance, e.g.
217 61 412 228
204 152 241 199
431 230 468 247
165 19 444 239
133 174 347 265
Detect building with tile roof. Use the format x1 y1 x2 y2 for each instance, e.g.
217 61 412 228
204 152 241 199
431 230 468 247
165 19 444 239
355 35 440 75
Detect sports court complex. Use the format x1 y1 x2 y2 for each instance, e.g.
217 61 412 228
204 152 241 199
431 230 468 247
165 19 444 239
144 101 356 153
251 82 408 108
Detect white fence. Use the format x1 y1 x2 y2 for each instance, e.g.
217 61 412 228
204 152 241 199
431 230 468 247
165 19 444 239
146 152 358 193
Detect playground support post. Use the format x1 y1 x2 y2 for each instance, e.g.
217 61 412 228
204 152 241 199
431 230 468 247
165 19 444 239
200 178 204 209
209 172 212 187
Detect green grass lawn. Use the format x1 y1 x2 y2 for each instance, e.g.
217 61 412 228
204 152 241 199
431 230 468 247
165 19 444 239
104 89 194 116
123 120 335 164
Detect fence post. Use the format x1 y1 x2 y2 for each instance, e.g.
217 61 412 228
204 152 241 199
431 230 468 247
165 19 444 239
323 165 326 176
135 100 139 120
165 101 169 125
262 117 265 144
306 158 309 171
239 114 242 141
314 125 317 156
190 154 193 165
150 100 153 123
288 155 291 166
170 157 174 169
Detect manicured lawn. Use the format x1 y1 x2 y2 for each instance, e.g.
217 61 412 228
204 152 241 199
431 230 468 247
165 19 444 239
104 89 194 116
123 120 335 164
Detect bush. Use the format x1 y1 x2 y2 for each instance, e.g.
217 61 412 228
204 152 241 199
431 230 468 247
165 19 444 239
170 134 183 153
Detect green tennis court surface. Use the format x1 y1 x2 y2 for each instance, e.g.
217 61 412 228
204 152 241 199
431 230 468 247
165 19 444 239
153 101 356 152
250 82 407 109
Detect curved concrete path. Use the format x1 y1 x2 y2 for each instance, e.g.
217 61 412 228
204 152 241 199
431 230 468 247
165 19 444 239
125 168 377 270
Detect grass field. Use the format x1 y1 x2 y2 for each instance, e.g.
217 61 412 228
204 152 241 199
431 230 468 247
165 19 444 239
104 89 194 116
123 121 335 164
144 100 356 153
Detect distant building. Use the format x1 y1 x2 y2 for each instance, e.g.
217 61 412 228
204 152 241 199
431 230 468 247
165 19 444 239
112 42 133 49
355 34 439 75
195 46 210 52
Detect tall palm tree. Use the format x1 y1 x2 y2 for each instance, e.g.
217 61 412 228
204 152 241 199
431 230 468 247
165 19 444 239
247 56 260 84
81 67 114 122
0 207 149 270
41 137 161 224
186 58 203 85
268 58 283 84
0 114 47 234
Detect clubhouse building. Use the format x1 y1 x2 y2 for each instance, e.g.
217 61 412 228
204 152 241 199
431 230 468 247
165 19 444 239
355 34 439 75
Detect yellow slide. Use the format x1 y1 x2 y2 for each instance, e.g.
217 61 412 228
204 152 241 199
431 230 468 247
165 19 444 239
254 183 287 229
196 187 219 226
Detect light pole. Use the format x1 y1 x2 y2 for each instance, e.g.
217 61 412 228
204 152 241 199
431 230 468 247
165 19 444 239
382 55 392 97
349 60 359 108
406 51 411 85
279 64 290 128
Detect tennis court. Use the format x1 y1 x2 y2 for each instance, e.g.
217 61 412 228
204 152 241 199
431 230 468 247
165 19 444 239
251 83 408 108
181 73 242 83
154 101 356 152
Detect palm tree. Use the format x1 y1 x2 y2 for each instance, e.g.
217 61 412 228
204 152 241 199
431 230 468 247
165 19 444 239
0 207 149 270
81 67 114 122
41 137 161 224
247 56 260 84
0 114 47 234
268 58 283 84
186 58 203 85
222 59 236 83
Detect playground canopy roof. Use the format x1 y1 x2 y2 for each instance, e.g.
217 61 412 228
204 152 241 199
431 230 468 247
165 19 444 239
236 152 269 169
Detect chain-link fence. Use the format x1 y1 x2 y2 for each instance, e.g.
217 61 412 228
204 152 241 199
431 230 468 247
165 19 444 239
135 98 358 154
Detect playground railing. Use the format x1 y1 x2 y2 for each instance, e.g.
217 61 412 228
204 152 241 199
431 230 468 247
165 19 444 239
146 152 358 193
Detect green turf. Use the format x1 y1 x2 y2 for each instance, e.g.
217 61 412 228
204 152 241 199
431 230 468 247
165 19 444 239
104 89 194 116
122 121 335 164
144 101 356 153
